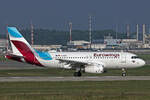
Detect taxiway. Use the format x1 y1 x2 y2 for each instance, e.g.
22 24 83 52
0 76 150 82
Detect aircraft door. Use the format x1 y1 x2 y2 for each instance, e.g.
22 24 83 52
86 55 93 63
120 54 126 67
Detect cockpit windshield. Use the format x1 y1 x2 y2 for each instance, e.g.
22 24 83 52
131 56 139 59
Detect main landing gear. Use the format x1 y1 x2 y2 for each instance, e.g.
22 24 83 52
74 68 82 77
74 71 82 77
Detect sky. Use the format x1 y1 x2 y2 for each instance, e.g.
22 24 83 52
0 0 150 34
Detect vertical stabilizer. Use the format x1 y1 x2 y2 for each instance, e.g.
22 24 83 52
7 27 42 66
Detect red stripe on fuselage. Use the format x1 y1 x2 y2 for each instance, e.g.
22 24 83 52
11 40 43 66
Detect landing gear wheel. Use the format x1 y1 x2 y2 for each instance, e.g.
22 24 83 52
122 73 126 77
78 71 82 76
104 69 107 73
74 71 82 77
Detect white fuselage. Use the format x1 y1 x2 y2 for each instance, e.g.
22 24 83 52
37 52 145 69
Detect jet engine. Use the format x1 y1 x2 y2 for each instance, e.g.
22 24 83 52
84 64 104 73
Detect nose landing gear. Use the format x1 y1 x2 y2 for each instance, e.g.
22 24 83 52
122 68 126 77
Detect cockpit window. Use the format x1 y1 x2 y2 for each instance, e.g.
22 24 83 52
131 56 139 59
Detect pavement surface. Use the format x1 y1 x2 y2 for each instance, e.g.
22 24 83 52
0 61 43 69
0 76 150 82
0 61 150 82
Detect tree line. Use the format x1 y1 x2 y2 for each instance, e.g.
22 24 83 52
0 29 137 45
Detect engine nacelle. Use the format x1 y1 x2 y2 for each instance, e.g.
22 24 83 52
85 64 104 74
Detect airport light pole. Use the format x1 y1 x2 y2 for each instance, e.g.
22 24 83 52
89 15 92 48
69 22 72 43
31 21 34 45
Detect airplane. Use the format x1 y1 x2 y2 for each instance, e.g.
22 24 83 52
5 27 145 77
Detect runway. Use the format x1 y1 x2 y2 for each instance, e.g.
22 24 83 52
0 76 150 82
0 61 150 82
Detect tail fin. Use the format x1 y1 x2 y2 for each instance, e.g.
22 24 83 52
7 27 35 56
7 27 42 66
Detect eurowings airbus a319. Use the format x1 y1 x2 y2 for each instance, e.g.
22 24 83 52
5 27 145 76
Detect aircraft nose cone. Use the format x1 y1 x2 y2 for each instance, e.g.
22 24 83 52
141 60 146 66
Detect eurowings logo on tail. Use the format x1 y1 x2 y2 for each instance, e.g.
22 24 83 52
6 27 52 66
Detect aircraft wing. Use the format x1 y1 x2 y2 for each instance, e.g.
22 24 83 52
56 59 92 69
